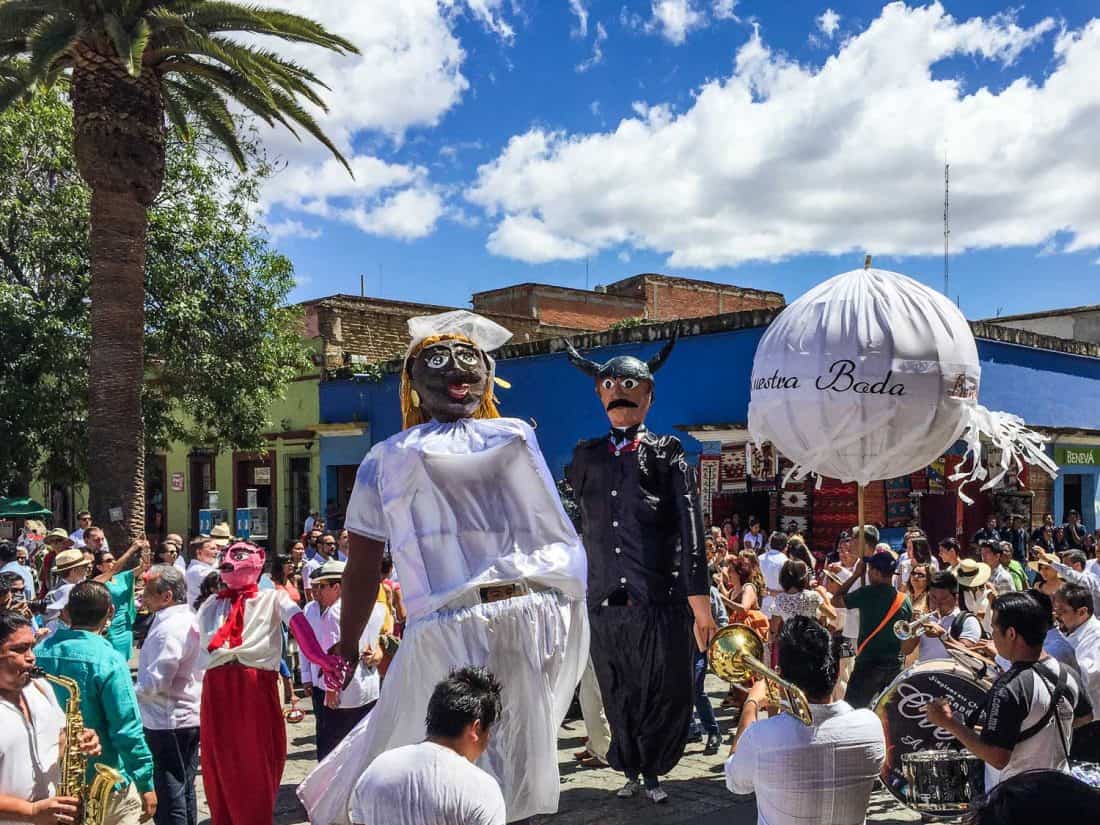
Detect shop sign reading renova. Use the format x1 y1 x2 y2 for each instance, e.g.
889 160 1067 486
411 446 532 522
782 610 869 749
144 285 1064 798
1055 445 1098 467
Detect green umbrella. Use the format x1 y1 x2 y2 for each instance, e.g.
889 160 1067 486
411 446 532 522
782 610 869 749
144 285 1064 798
0 498 53 519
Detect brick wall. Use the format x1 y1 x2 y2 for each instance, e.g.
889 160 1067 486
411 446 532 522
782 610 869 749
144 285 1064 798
474 284 646 331
303 295 580 368
606 274 785 321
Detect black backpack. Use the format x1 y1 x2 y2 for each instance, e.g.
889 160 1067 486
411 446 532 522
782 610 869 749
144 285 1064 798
949 610 990 641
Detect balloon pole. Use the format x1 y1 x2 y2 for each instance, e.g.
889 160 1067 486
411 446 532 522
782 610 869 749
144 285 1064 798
857 483 866 557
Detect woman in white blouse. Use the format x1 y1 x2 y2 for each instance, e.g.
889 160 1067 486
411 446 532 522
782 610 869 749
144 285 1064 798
769 560 837 644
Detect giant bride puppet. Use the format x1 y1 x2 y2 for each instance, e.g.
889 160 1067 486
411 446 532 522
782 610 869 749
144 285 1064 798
298 310 589 824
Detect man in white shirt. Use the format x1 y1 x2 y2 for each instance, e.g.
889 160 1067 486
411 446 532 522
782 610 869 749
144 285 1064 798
185 538 219 609
302 561 385 761
758 532 790 618
0 543 34 604
1053 582 1100 761
42 549 92 632
825 533 860 699
981 541 1017 596
0 611 102 824
1051 550 1100 613
349 666 506 825
163 534 187 574
136 565 203 825
926 591 1093 789
742 520 764 553
902 570 983 663
302 533 338 601
726 615 886 825
69 510 93 546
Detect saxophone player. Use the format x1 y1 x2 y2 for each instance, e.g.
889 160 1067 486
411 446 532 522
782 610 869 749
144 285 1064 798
0 610 101 824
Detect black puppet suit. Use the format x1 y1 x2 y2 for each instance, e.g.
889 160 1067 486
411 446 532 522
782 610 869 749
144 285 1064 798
567 425 709 782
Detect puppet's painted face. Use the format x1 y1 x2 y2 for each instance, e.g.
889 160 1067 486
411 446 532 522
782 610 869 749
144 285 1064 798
219 542 265 590
597 375 653 429
409 340 490 423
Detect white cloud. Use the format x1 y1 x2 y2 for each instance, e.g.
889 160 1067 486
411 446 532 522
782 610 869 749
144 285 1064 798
241 2 517 242
713 0 739 21
267 219 322 241
468 3 1092 268
589 100 601 116
569 0 589 37
577 22 609 72
648 0 706 45
343 188 446 240
817 8 841 39
487 214 591 262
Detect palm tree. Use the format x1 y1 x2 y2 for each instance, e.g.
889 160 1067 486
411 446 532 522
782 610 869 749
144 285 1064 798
0 1 356 547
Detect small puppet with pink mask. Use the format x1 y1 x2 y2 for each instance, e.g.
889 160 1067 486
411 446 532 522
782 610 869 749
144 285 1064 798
196 540 346 825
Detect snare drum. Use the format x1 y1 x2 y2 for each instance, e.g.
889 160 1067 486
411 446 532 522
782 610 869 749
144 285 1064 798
872 659 991 816
901 749 984 814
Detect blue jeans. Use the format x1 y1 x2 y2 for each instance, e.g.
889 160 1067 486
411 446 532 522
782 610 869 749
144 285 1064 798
145 727 199 825
693 649 719 735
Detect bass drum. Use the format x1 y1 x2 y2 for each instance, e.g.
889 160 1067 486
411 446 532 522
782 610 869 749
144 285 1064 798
871 659 990 817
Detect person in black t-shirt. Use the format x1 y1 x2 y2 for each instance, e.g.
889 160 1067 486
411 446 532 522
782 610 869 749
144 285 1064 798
924 591 1093 789
973 515 1001 547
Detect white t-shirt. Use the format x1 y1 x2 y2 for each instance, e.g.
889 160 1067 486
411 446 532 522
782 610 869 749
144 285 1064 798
918 608 982 663
185 559 215 610
742 531 765 552
989 564 1016 596
833 565 861 641
349 741 506 825
0 679 66 823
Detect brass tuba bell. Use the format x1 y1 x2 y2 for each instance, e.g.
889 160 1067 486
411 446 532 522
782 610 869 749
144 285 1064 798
707 624 814 726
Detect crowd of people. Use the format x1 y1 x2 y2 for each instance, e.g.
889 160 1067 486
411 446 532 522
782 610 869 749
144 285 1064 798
0 515 407 825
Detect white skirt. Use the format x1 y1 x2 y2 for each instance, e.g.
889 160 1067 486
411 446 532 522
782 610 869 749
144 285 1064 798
297 588 589 824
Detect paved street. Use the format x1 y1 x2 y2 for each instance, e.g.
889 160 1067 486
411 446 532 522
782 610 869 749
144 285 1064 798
196 676 918 825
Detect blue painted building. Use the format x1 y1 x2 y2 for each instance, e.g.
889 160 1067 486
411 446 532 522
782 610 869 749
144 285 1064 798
319 311 1100 538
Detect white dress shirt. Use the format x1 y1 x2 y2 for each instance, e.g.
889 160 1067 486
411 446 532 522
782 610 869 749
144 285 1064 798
918 608 981 663
1064 615 1100 709
136 604 203 729
726 702 886 825
1054 562 1100 614
197 588 300 672
302 598 386 709
301 555 325 593
0 679 66 824
174 555 187 574
833 565 861 641
185 559 215 609
759 549 789 617
1086 558 1100 581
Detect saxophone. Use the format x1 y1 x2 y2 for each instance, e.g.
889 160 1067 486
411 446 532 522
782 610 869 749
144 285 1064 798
30 668 122 825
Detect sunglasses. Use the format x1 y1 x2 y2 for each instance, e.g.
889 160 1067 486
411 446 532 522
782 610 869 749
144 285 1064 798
910 572 927 578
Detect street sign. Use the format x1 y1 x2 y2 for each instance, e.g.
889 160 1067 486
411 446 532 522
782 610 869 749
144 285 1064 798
1055 445 1098 467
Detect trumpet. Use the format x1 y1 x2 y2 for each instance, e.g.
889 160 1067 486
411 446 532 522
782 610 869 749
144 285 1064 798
893 612 941 640
708 624 813 726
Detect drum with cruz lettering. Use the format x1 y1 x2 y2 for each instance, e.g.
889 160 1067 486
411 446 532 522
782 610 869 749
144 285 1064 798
872 659 991 817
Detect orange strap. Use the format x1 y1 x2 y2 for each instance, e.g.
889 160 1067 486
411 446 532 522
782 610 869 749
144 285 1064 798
856 591 906 657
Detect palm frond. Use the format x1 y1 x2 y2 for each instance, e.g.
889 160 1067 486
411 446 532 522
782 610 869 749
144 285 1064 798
26 11 78 80
166 75 245 167
0 1 60 41
267 87 350 174
181 4 358 55
161 80 192 140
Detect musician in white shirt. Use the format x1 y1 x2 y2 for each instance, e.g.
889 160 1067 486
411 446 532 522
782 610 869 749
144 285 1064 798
726 615 886 825
901 571 983 664
136 565 203 825
1053 582 1100 761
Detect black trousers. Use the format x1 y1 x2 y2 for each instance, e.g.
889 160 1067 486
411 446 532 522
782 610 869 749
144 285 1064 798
845 658 901 709
311 687 374 761
588 602 696 781
144 727 200 825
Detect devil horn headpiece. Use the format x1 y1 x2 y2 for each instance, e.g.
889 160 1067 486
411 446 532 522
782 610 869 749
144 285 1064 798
562 323 679 381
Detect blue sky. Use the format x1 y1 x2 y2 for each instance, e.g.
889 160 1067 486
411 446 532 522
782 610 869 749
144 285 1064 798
259 2 1099 320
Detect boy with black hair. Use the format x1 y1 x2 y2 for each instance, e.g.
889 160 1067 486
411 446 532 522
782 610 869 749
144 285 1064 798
901 571 983 663
725 615 885 824
925 591 1093 788
35 581 157 824
348 667 506 825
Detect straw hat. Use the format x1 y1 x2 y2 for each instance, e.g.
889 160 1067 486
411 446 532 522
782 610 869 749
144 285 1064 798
43 528 74 548
955 558 991 588
53 548 92 574
202 523 233 548
311 560 346 584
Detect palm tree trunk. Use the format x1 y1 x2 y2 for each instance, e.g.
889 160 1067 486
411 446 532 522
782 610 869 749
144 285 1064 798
87 188 147 549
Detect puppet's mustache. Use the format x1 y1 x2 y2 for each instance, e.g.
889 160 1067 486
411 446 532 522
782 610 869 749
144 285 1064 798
607 399 639 410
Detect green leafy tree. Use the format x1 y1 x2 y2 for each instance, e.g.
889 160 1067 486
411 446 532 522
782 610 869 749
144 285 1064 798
0 87 308 507
0 1 355 546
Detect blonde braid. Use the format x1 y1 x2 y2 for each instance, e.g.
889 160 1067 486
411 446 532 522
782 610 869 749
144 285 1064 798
401 334 501 429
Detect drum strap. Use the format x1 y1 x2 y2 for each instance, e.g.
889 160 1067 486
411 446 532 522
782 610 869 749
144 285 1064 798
1017 663 1070 756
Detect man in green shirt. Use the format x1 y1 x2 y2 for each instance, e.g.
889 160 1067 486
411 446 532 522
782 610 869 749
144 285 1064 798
833 548 912 708
35 580 157 824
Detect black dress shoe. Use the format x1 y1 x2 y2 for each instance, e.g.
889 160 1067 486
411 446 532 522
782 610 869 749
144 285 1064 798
704 732 721 754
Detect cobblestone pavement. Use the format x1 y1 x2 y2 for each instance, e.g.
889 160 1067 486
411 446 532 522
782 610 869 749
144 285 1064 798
198 678 920 824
